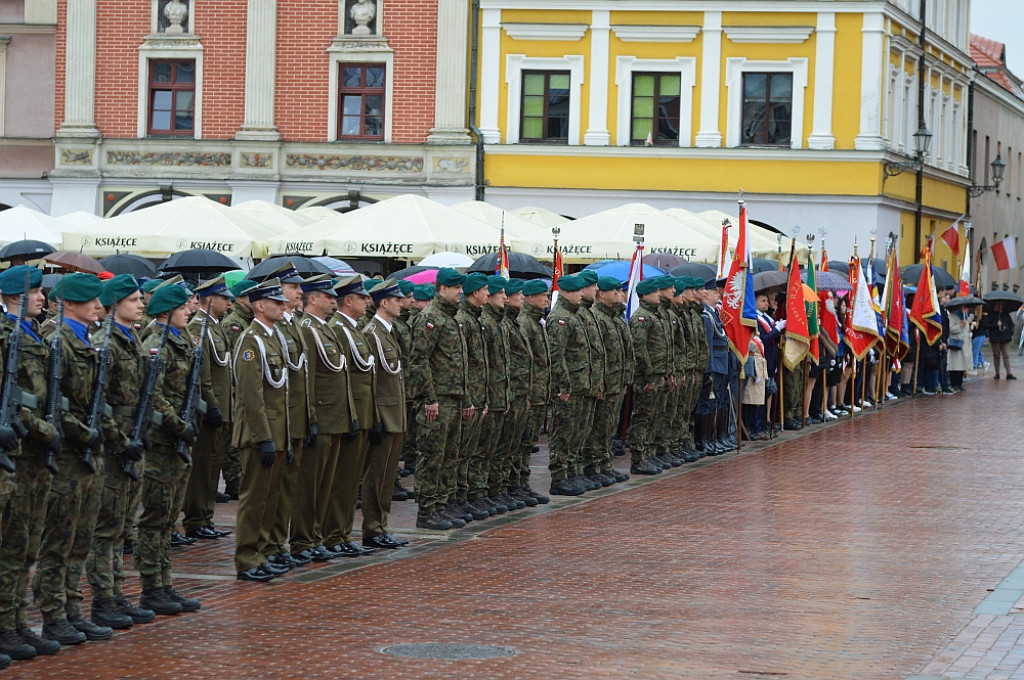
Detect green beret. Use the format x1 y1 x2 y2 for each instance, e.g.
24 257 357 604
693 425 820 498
148 284 189 316
435 267 466 288
597 276 622 292
673 277 688 295
58 273 102 303
397 279 415 296
655 275 675 290
637 278 664 296
363 277 383 294
462 272 489 295
230 279 259 298
558 274 584 292
486 275 507 295
413 284 435 301
522 279 549 296
101 273 140 307
577 269 599 286
0 265 43 296
686 276 704 291
141 278 163 293
505 278 525 295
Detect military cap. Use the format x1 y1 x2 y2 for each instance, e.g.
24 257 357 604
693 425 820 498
486 275 507 295
369 278 404 302
231 278 259 298
715 277 727 288
397 279 415 296
248 277 289 303
156 275 183 289
557 274 584 292
435 267 466 288
140 278 163 293
194 275 233 299
505 278 525 295
704 278 718 290
577 269 599 286
148 284 189 315
57 272 102 302
635 278 661 297
0 265 43 295
462 272 489 295
301 273 337 297
597 276 622 292
521 279 549 296
413 284 435 301
258 261 305 284
100 273 140 307
334 274 370 297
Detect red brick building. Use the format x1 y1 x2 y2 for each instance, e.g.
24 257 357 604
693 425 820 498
49 0 474 216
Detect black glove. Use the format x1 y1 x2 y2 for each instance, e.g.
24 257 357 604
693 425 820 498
341 419 360 442
179 422 196 446
286 448 294 465
703 374 713 386
122 439 144 462
304 423 318 449
257 440 276 468
0 425 18 452
86 428 104 450
368 421 383 446
205 407 223 427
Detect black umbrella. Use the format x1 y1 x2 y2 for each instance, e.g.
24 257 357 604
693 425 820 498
803 270 851 292
983 290 1024 311
944 295 984 308
389 264 439 280
100 253 157 278
902 263 957 290
643 252 687 270
467 251 551 280
160 249 240 274
669 262 717 282
751 257 781 274
41 273 63 290
0 239 56 262
248 255 332 280
753 270 787 292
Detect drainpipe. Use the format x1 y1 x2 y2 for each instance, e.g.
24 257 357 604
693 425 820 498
914 0 926 261
966 81 975 217
468 0 485 201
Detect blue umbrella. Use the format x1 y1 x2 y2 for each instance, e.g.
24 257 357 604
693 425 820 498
584 259 665 282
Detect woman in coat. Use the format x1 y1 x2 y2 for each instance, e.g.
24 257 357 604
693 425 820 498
980 302 1016 379
945 304 974 390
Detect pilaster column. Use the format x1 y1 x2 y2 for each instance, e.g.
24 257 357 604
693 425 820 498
478 8 502 144
808 12 836 150
695 10 722 148
427 0 471 144
583 10 610 146
854 12 885 150
236 0 280 141
57 0 99 138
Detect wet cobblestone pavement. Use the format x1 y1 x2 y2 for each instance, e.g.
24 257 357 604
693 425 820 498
7 365 1024 679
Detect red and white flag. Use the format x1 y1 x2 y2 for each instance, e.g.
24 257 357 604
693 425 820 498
991 235 1018 271
940 220 961 256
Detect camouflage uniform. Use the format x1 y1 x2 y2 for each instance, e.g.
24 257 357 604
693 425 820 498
219 304 254 495
656 298 684 456
35 320 123 624
498 306 532 494
399 306 419 470
455 299 487 503
546 296 592 483
85 322 144 602
408 297 468 517
678 300 707 450
0 315 57 632
516 300 549 489
478 304 510 498
135 325 194 592
577 299 606 477
629 300 672 465
588 301 629 475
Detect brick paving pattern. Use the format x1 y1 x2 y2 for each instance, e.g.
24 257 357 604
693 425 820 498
5 364 1024 679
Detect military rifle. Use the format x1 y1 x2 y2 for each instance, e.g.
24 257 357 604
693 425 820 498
175 300 211 464
0 270 32 473
42 297 64 475
125 320 171 481
80 310 115 473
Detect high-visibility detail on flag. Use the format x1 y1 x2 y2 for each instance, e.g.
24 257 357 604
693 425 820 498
909 252 943 346
721 203 758 363
992 235 1017 272
783 246 810 371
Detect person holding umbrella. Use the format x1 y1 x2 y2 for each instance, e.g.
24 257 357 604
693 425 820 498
981 301 1017 379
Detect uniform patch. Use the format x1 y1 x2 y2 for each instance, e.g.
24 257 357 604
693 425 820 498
192 335 199 345
637 316 645 322
150 348 159 355
425 322 434 330
241 349 255 362
231 325 240 332
557 319 565 325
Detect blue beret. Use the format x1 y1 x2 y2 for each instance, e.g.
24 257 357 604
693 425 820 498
101 273 140 307
435 268 466 288
148 284 189 315
521 279 549 296
463 272 489 295
0 265 43 296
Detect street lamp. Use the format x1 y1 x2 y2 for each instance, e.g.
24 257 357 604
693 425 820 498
968 154 1006 197
884 125 933 179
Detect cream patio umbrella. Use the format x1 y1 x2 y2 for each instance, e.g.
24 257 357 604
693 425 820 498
61 196 273 259
295 205 340 220
511 205 571 229
451 201 541 239
268 194 505 260
54 211 103 230
515 203 719 264
694 209 809 263
231 199 318 235
0 206 63 247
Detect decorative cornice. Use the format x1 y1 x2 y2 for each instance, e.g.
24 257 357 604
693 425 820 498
285 154 423 173
106 150 231 167
611 25 700 43
723 25 814 44
502 23 589 41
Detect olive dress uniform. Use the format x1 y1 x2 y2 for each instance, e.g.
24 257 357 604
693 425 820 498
220 302 254 495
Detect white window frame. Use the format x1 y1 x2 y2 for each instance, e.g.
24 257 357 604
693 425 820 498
327 48 394 143
505 54 584 145
615 57 696 147
0 38 8 136
724 57 808 149
137 45 204 139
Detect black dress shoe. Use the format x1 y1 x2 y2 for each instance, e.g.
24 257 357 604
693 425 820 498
783 418 803 430
329 543 370 558
363 534 403 549
216 492 230 503
260 561 289 575
309 546 334 562
185 526 220 540
392 483 409 501
269 552 299 568
237 567 275 582
288 550 313 566
171 531 196 545
208 524 231 537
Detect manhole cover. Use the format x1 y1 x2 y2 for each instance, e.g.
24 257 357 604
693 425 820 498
381 643 515 660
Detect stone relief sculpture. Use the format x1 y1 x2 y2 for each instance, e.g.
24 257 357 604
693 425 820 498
349 0 377 35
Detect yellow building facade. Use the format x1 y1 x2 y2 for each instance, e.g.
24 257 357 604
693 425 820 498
475 0 973 265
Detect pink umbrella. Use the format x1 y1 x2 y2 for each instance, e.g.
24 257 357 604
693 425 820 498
406 269 439 284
